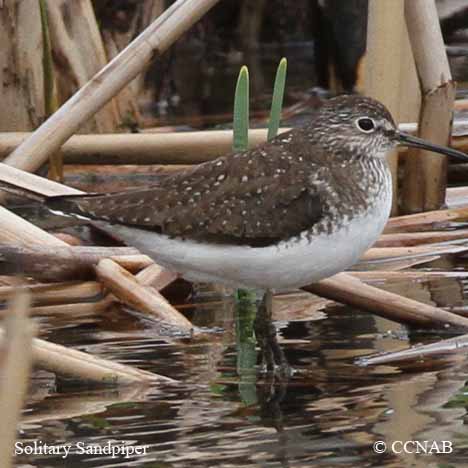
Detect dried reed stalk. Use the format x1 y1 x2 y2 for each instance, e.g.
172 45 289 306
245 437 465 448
22 385 154 424
3 0 220 172
385 206 468 233
0 292 173 382
0 162 81 196
350 270 468 281
0 2 44 133
401 0 455 213
27 297 113 316
446 186 468 208
0 281 102 304
109 255 154 271
136 263 178 289
2 117 468 165
364 0 418 215
362 243 468 261
0 130 272 164
451 135 468 153
96 259 192 332
0 291 35 468
5 126 467 166
355 256 442 273
305 272 468 329
0 329 174 384
0 206 70 246
45 0 122 134
375 229 468 247
360 332 468 366
0 267 176 313
0 244 150 280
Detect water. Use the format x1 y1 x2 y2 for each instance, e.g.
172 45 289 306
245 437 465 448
10 263 468 467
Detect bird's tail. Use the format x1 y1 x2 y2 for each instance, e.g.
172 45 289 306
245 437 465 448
0 180 48 203
0 179 90 218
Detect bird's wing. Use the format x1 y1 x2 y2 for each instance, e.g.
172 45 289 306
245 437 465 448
49 141 331 246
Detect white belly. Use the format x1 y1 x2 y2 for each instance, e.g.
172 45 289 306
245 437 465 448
101 195 391 290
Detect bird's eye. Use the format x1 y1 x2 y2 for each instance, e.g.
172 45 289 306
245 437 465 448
356 117 376 133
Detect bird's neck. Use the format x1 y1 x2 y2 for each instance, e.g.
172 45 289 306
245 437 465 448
327 156 391 216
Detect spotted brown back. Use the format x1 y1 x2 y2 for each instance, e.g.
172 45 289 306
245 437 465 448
47 130 328 246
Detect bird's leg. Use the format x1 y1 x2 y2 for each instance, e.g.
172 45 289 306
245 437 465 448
254 289 288 374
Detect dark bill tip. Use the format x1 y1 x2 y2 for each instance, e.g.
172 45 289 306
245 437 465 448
397 131 468 162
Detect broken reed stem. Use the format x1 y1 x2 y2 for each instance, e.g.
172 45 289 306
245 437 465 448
451 135 468 154
304 272 468 329
96 259 192 332
401 0 455 213
0 162 82 196
21 386 156 425
350 270 468 282
109 254 154 271
356 255 441 272
359 332 468 366
0 327 174 385
364 0 412 216
0 243 152 281
0 244 156 280
0 291 35 468
0 267 176 314
136 263 178 289
362 243 468 261
0 205 70 246
375 229 468 247
446 186 468 208
385 206 468 233
27 297 113 317
0 292 173 386
0 289 173 388
3 0 221 172
0 281 102 304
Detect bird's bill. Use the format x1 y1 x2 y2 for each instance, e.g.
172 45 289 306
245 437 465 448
397 131 468 162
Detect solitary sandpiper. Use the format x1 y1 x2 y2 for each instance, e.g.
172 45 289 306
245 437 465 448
5 95 468 369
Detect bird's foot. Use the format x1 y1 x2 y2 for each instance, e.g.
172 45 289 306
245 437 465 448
254 290 291 378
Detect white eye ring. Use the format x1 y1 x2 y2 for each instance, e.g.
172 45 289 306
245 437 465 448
356 117 376 133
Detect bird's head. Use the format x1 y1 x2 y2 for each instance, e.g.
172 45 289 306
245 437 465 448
313 95 468 163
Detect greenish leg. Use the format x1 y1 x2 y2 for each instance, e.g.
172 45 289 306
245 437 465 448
254 290 288 373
